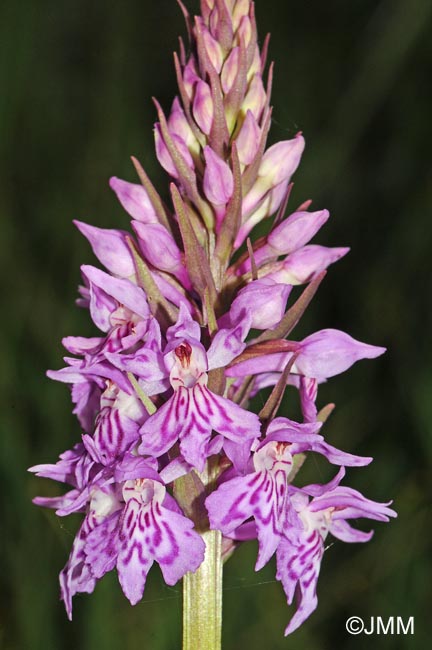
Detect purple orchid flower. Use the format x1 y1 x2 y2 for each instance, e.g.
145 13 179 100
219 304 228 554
29 442 108 516
81 382 148 466
206 417 371 571
205 437 298 571
236 208 330 276
277 474 396 635
59 457 205 619
138 308 261 471
226 328 386 381
47 292 164 433
265 417 372 467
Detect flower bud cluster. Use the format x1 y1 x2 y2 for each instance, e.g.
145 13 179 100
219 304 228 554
30 0 395 635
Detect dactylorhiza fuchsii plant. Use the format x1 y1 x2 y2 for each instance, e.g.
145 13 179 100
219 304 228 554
30 0 396 646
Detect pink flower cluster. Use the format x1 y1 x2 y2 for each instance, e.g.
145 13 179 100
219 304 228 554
30 0 395 635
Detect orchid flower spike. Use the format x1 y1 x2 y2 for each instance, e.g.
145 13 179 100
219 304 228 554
31 0 394 642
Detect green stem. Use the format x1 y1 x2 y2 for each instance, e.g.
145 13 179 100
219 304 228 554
177 457 223 650
183 529 223 650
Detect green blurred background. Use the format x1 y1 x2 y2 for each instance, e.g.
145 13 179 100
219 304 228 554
1 0 431 648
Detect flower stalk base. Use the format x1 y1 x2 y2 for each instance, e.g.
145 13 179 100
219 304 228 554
183 529 222 650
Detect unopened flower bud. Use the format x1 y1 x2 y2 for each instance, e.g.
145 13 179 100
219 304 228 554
241 75 266 120
193 81 214 135
232 0 250 31
183 58 200 100
235 181 289 249
267 180 290 215
264 245 349 284
259 135 305 187
221 47 240 93
132 221 189 288
236 109 261 165
203 146 234 206
296 329 386 380
236 15 252 48
238 209 330 274
154 123 194 179
208 6 219 34
231 279 291 329
248 46 262 81
267 209 330 254
201 23 223 72
74 220 135 278
169 97 198 152
234 191 272 249
132 221 181 271
201 0 214 23
109 177 158 224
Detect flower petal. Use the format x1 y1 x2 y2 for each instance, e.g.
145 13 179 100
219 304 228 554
139 390 187 458
116 499 153 605
153 506 205 585
206 467 288 570
201 386 261 444
84 511 121 579
276 531 323 635
60 515 98 620
110 177 158 223
74 220 135 277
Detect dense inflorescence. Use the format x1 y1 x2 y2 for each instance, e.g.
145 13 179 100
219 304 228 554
30 0 395 635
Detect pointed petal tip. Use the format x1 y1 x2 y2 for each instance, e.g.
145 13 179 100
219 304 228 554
108 176 122 191
284 619 300 636
109 175 134 193
73 219 96 237
126 591 142 607
366 344 386 359
28 464 49 475
330 246 350 261
61 596 73 622
254 556 267 572
80 263 105 280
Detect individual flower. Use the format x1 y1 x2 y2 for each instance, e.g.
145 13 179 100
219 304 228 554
137 307 261 471
277 474 397 634
206 418 372 570
55 456 205 618
226 329 386 381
